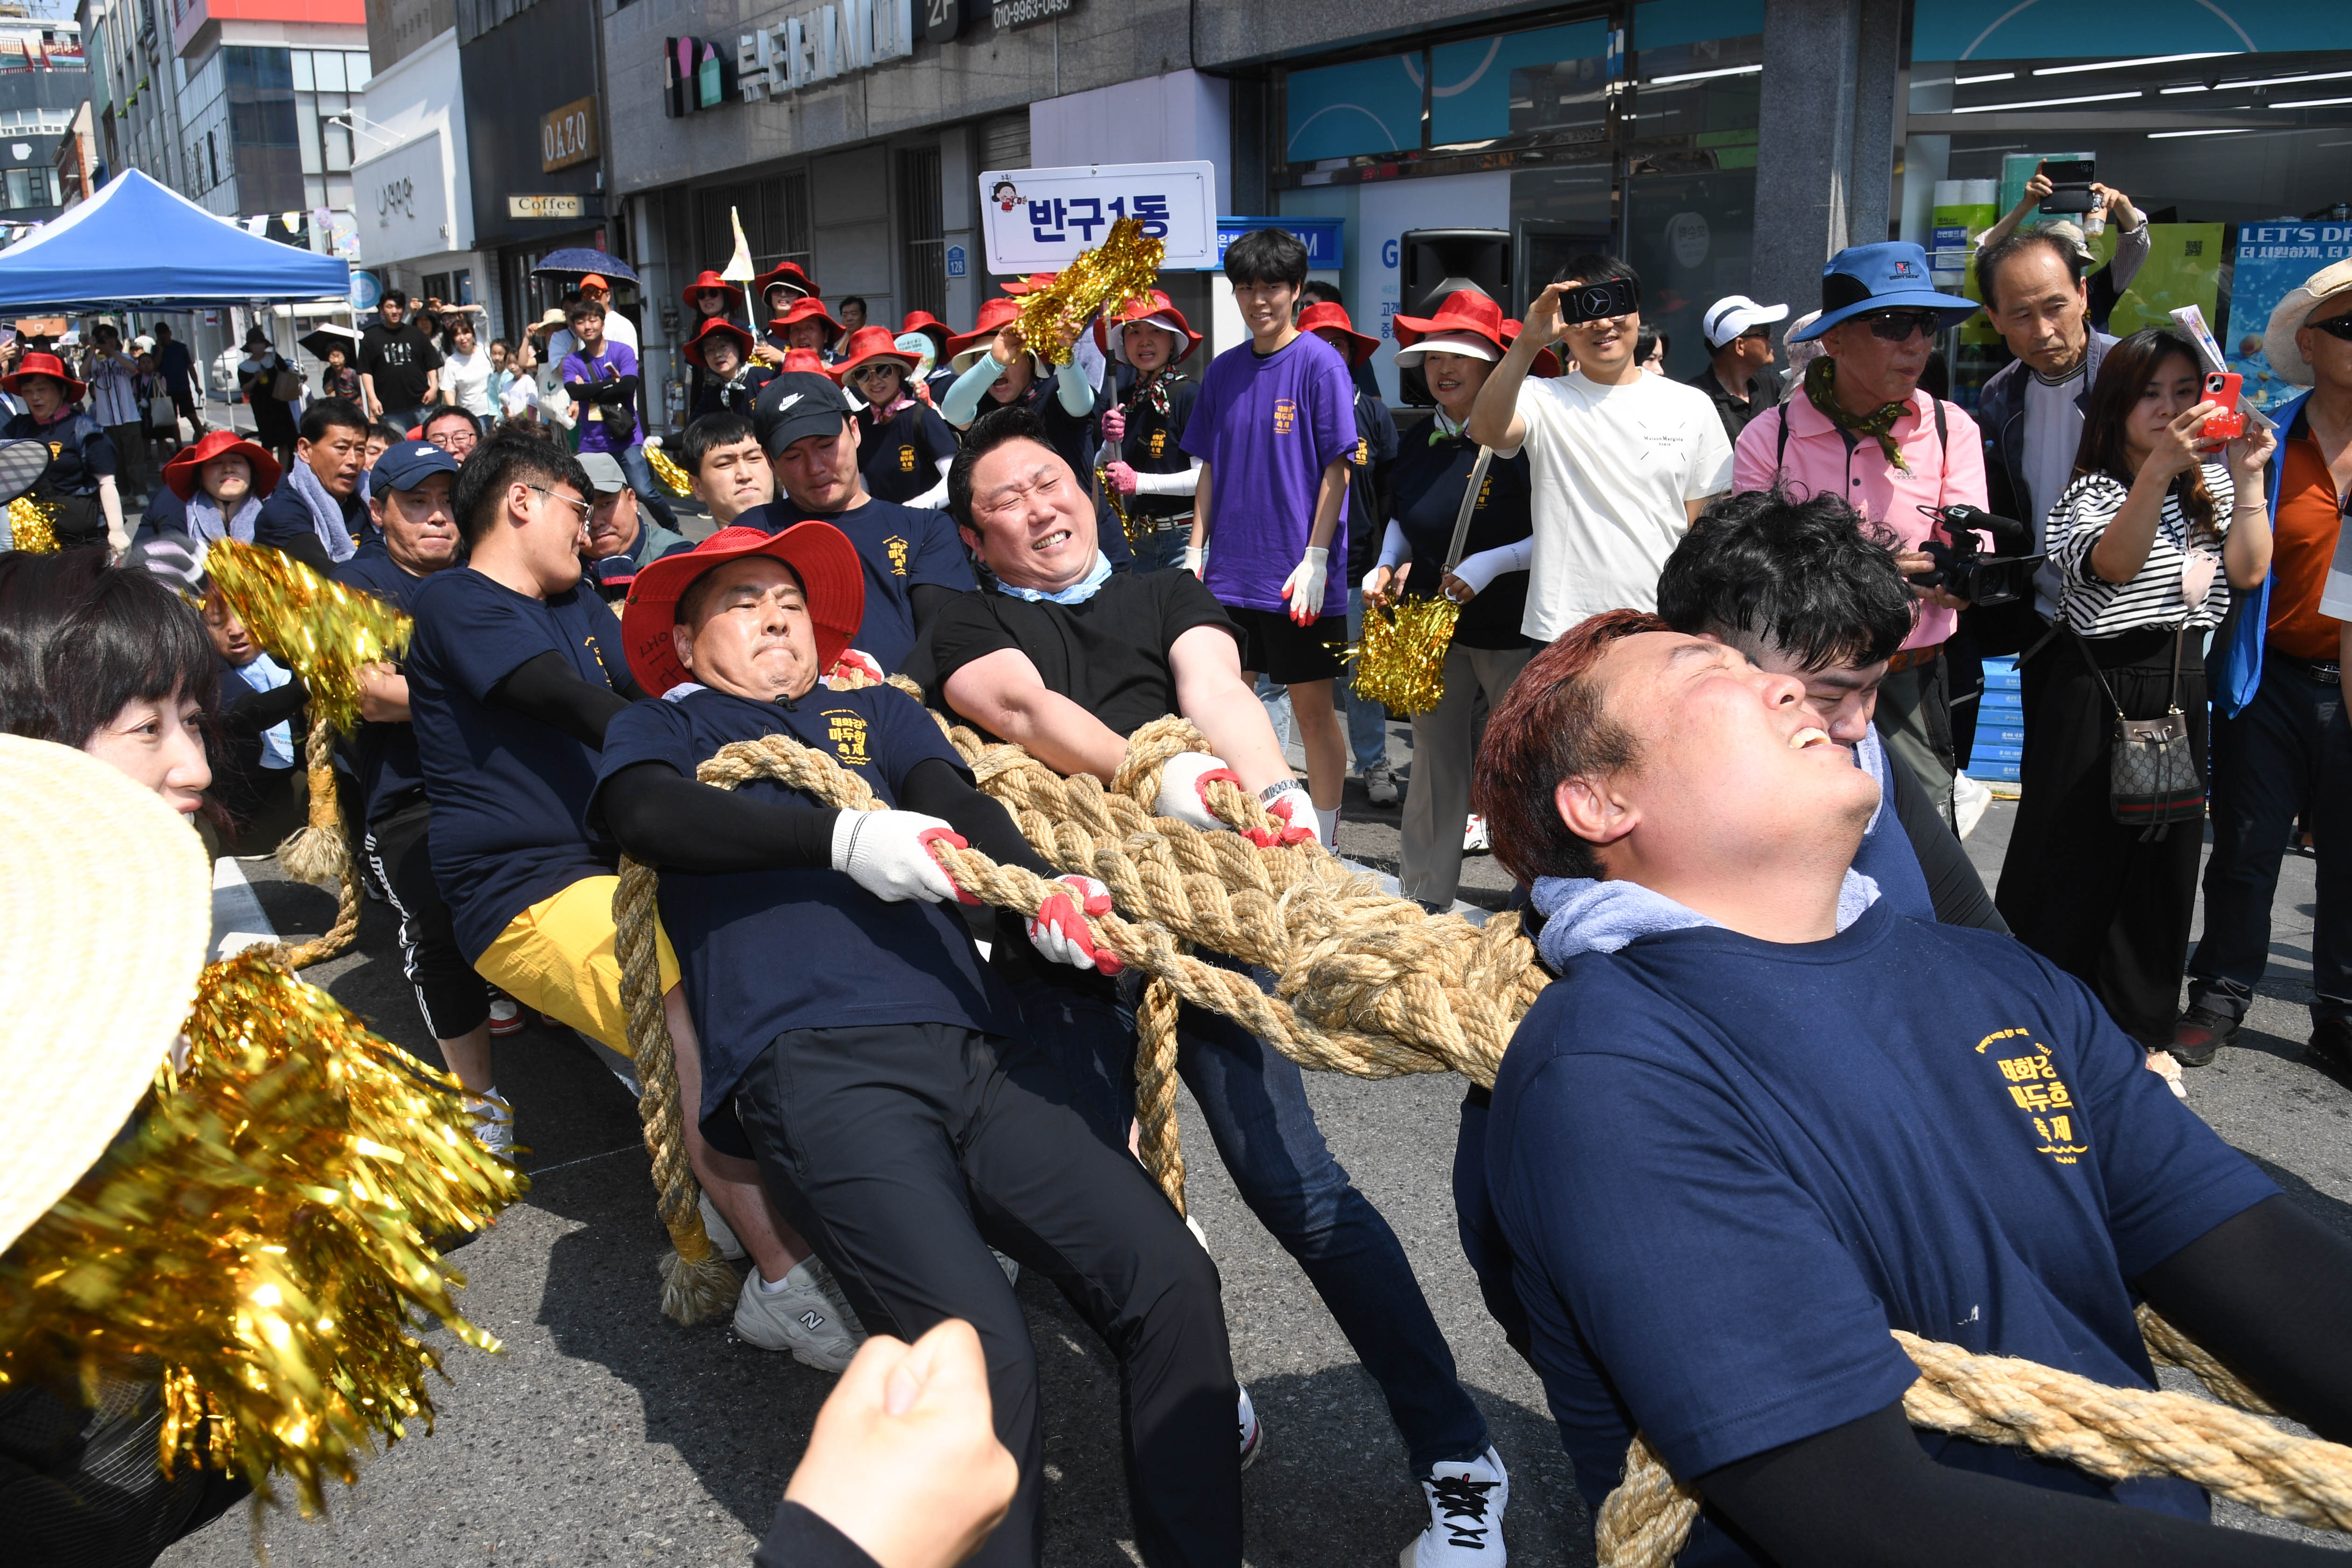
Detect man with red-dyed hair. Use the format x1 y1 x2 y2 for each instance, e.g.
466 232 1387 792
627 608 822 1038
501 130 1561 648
1470 610 2352 1568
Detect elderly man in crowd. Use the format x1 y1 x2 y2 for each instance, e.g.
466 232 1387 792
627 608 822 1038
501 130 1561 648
577 449 690 602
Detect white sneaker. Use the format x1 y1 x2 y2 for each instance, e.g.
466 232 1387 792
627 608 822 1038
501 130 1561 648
1952 772 1994 840
1401 1447 1507 1568
734 1259 865 1372
467 1090 514 1155
487 994 523 1037
1238 1385 1264 1470
1462 814 1490 853
1364 761 1400 807
697 1192 745 1261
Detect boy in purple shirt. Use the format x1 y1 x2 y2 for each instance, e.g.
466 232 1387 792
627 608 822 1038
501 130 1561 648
559 299 681 533
1182 227 1356 846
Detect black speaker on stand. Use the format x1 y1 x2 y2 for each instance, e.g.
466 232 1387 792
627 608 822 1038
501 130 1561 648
1395 228 1510 406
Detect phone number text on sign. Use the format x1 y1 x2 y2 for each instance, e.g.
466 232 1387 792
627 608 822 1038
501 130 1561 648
993 0 1075 26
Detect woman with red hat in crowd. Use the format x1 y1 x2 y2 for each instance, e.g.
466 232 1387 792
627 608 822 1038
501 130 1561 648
4 349 126 553
1364 290 1537 904
134 428 283 546
1097 293 1205 571
768 295 846 367
834 326 958 507
683 318 775 422
681 269 750 404
899 309 955 404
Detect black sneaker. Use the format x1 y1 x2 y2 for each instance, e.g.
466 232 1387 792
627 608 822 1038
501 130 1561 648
2169 1003 2239 1068
2308 1018 2352 1075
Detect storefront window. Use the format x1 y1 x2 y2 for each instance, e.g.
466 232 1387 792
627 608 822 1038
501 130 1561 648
1623 168 1757 380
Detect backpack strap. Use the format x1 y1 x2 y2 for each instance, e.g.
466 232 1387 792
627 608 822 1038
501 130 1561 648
1773 401 1790 484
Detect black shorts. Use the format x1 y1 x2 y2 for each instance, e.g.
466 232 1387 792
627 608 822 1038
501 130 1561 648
1228 605 1346 684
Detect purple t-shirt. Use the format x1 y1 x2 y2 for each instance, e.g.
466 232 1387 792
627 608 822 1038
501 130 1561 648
1181 330 1356 617
561 339 640 454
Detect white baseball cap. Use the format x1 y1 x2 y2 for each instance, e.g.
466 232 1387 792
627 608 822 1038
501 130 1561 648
1702 295 1791 349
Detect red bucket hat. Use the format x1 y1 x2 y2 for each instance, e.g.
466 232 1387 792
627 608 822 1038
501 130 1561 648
681 270 747 316
899 309 952 352
946 296 1032 371
768 296 845 350
1102 292 1202 366
682 316 757 372
1296 302 1379 367
781 347 835 378
1501 316 1566 380
831 324 921 381
162 428 283 502
1393 291 1509 363
753 261 819 306
3 350 85 402
1000 273 1058 296
620 522 866 698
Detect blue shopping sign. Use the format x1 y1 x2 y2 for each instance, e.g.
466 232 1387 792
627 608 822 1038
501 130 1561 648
1217 217 1344 272
945 244 967 278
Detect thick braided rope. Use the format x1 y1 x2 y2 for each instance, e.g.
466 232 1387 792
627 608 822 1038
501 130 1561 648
1596 1315 2351 1566
272 712 360 970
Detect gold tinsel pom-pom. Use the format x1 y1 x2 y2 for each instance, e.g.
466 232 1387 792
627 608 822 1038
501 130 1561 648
1016 217 1166 367
643 439 695 498
0 953 525 1514
7 492 59 552
206 539 413 732
1349 595 1462 717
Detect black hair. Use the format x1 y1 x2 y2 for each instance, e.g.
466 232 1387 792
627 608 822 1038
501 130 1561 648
368 419 407 446
451 425 592 548
677 555 802 632
840 295 867 314
1298 279 1343 308
381 289 410 310
677 411 758 474
946 405 1057 532
2074 327 2218 544
1551 251 1642 304
1635 324 1668 365
568 299 608 322
421 406 479 436
1224 227 1309 288
0 547 219 748
440 315 477 352
298 397 369 443
1974 229 2090 315
1655 489 1913 673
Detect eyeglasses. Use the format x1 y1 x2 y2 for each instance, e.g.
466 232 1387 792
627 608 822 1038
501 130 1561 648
1857 310 1941 343
523 483 592 521
2309 314 2352 342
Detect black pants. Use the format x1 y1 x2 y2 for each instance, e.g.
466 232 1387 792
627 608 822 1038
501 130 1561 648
1996 627 2207 1042
732 1021 1241 1568
363 796 492 1041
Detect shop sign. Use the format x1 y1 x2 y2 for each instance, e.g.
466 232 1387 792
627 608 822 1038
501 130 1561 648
540 97 598 173
1216 217 1343 272
945 243 967 277
993 0 1075 27
980 160 1217 273
737 0 915 103
352 129 452 266
663 37 736 118
509 193 586 220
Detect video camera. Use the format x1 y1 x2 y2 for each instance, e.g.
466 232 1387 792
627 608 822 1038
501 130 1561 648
1906 504 2043 607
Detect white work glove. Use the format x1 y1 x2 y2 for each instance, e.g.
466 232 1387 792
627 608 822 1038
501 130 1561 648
1280 545 1330 625
1026 874 1123 975
824 647 885 688
830 809 972 905
1255 778 1321 849
130 534 208 595
1154 752 1242 833
1182 544 1206 578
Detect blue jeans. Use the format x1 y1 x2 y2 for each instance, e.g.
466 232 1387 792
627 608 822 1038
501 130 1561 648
2188 657 2352 1026
1343 588 1390 774
1009 965 1491 1478
616 443 682 532
1128 524 1191 572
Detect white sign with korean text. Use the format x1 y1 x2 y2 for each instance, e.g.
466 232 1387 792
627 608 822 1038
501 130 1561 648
978 160 1217 273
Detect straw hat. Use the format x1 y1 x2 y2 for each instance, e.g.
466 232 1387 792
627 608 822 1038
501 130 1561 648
0 735 211 1252
2264 258 2352 389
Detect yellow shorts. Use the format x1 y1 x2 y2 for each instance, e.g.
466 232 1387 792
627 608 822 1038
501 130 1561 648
475 875 680 1057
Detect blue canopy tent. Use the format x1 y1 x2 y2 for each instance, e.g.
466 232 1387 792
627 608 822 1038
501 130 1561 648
0 170 350 311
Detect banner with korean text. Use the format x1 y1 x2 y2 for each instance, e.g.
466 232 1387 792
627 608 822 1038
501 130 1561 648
977 161 1218 274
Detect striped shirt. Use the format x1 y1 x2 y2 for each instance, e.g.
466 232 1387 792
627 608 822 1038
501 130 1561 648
2050 463 2235 637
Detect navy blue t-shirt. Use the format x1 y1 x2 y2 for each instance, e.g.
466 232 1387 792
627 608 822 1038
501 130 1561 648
740 495 975 675
6 408 114 494
331 546 441 823
591 683 1012 1118
406 568 628 961
1486 901 2275 1564
858 401 959 506
255 480 373 560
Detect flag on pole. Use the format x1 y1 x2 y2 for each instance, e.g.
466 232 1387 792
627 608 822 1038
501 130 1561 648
282 211 302 234
723 206 757 336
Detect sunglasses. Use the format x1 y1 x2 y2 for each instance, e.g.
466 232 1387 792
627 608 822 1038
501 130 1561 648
1856 310 1941 343
2308 314 2352 342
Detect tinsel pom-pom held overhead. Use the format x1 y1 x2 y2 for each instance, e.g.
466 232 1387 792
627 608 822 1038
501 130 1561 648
1016 216 1167 367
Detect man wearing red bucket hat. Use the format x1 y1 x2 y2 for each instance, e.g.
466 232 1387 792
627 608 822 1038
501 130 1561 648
596 523 1240 1567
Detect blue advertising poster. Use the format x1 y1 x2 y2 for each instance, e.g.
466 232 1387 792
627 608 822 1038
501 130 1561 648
2228 222 2352 417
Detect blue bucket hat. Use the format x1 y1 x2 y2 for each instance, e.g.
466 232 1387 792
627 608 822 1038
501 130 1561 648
1789 242 1979 343
369 440 461 495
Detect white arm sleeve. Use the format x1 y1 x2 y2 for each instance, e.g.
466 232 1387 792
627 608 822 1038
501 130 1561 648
1377 519 1409 570
1450 537 1534 594
1130 458 1203 497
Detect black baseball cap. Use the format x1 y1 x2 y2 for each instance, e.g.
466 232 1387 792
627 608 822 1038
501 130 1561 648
753 372 853 456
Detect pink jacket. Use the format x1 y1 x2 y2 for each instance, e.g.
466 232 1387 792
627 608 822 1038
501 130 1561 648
1733 389 1989 650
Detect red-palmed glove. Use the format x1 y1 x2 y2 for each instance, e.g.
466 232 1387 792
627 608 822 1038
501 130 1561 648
1026 874 1123 975
826 648 885 687
1250 779 1318 848
831 809 973 904
1153 752 1244 833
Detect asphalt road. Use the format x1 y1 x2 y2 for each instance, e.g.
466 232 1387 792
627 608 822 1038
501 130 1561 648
158 733 2350 1566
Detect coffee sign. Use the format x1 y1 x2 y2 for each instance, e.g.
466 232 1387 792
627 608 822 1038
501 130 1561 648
540 97 598 173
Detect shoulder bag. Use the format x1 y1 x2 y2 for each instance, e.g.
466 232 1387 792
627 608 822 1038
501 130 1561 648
2074 623 2204 833
269 359 305 402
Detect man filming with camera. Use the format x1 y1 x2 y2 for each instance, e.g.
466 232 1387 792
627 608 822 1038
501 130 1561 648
1465 256 1733 643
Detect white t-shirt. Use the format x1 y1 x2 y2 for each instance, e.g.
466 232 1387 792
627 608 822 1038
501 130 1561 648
2021 366 2088 616
1507 369 1736 641
443 346 494 416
